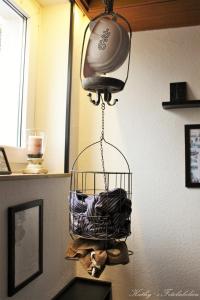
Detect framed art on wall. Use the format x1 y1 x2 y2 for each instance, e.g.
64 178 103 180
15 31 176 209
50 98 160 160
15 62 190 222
0 147 11 174
8 199 43 297
185 124 200 187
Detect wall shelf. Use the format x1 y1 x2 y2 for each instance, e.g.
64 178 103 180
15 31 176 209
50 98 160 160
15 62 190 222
162 100 200 110
0 173 70 182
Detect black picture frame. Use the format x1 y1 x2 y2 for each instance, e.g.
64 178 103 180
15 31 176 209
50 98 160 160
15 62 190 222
0 147 12 175
185 124 200 188
8 199 43 297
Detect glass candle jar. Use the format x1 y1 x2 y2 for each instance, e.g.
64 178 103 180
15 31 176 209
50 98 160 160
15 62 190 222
26 130 46 158
23 129 48 174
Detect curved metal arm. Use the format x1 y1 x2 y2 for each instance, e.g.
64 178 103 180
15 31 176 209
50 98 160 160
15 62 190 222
114 12 132 85
71 137 131 173
71 140 101 171
103 137 131 173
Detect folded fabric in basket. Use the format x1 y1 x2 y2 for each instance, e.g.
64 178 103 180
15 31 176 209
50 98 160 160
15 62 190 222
70 188 132 239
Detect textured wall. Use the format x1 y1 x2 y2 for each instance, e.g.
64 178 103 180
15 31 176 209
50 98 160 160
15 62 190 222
74 24 200 300
0 177 74 300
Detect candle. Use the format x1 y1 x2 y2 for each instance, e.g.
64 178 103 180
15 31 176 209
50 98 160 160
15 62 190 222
27 136 43 158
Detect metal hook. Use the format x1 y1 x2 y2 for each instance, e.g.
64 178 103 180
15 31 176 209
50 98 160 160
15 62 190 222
87 92 101 106
88 91 118 106
103 91 118 106
106 98 118 106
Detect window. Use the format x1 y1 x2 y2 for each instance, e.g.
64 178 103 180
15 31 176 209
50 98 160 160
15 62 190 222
0 0 27 146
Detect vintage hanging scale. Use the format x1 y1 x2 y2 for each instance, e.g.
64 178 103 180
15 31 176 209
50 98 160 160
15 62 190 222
81 0 132 106
69 0 133 243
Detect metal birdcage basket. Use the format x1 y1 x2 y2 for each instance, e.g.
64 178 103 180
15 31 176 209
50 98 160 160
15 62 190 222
70 170 132 240
69 101 132 240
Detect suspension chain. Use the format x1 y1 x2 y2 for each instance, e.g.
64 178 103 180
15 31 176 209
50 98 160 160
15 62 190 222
104 0 114 14
101 101 105 140
100 100 108 191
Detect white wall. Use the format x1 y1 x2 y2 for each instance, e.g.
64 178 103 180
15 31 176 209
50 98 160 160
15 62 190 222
74 24 200 299
0 177 74 300
5 3 200 299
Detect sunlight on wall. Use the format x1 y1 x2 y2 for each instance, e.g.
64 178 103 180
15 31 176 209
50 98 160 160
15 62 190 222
35 2 70 172
69 4 89 170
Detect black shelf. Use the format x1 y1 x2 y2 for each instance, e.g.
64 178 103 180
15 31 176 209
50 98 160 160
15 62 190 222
53 277 112 300
162 100 200 109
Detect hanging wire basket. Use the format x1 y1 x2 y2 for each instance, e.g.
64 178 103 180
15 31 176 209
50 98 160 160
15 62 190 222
70 170 132 240
69 102 132 240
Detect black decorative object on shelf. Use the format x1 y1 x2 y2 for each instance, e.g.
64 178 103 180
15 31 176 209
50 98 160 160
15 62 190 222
162 82 200 109
170 82 187 102
52 277 112 300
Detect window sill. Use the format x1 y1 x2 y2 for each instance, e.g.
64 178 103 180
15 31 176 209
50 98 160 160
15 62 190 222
0 173 71 181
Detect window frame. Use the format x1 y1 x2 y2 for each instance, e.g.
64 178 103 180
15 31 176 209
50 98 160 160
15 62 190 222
1 0 27 146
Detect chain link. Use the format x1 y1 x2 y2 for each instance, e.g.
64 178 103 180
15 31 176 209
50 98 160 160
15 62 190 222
100 100 108 191
101 101 105 140
104 0 113 13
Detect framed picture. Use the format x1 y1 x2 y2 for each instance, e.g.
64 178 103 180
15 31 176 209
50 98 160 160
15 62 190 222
0 147 11 174
8 199 43 297
185 124 200 187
